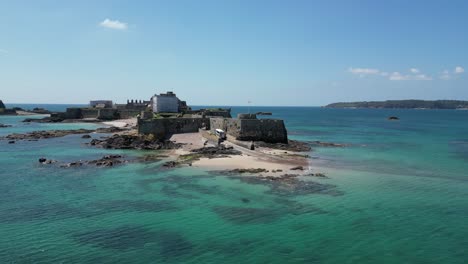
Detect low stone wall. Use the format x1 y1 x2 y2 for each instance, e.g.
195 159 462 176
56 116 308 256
81 109 99 119
138 118 210 138
118 109 141 119
98 108 118 120
210 117 288 143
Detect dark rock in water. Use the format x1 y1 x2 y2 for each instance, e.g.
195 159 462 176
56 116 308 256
241 198 251 203
95 126 128 133
39 158 57 164
217 168 268 175
308 141 347 147
2 129 95 141
81 134 91 139
0 123 12 128
291 166 304 171
60 161 84 168
22 116 65 123
162 161 177 168
254 140 311 152
89 134 183 150
8 140 15 144
388 116 399 120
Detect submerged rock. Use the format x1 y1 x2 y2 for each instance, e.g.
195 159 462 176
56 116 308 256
0 123 12 128
81 134 91 139
388 116 400 120
308 141 347 147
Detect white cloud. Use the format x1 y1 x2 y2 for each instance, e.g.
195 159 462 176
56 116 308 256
389 72 432 81
348 67 380 77
455 66 464 74
410 68 420 74
99 18 128 30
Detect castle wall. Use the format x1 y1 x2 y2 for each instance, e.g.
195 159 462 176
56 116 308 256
138 118 210 138
81 109 99 119
210 118 288 143
118 109 141 119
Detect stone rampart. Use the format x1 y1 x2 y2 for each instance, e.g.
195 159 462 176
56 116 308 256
138 118 210 138
210 118 287 143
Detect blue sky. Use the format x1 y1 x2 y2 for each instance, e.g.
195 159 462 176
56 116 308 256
0 0 467 106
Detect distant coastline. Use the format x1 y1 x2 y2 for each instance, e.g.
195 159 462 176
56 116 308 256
325 100 468 109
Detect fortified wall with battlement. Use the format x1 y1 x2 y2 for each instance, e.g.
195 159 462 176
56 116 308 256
209 114 288 143
138 117 210 138
137 112 288 143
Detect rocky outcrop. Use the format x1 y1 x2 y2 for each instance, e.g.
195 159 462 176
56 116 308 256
88 134 183 150
23 116 65 123
0 123 12 128
39 155 126 168
190 145 242 157
1 129 95 141
0 100 5 109
388 116 399 120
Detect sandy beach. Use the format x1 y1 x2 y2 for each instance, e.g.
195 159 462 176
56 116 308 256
169 132 312 176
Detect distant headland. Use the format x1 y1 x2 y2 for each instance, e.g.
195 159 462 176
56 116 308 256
325 100 468 109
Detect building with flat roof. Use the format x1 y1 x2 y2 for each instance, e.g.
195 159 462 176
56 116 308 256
151 92 180 113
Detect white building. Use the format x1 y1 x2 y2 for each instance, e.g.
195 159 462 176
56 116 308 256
151 92 180 113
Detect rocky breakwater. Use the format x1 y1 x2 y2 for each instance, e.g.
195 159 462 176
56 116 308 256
88 134 183 150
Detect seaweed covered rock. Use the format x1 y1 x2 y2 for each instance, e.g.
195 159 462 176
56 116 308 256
2 129 95 140
89 134 183 150
190 145 242 157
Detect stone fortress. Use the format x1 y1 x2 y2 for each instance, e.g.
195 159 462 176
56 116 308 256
136 92 288 144
26 91 289 144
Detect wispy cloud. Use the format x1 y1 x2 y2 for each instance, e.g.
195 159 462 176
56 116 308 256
389 72 432 81
349 67 432 81
455 66 464 74
0 48 8 54
347 68 380 77
439 66 464 80
99 18 128 30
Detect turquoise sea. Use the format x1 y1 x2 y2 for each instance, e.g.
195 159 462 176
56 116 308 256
0 105 467 263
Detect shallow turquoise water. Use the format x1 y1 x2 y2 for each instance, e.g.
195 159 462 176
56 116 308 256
0 108 467 263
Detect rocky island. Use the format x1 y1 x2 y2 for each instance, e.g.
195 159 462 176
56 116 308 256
1 91 332 178
325 100 468 109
